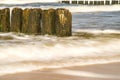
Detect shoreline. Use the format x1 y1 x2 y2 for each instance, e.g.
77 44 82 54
0 62 120 80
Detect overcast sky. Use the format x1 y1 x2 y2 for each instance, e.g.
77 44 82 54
0 0 59 4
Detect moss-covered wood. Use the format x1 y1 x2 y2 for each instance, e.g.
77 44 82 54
0 9 1 31
0 8 72 37
11 8 23 32
22 8 30 33
41 9 56 35
27 8 42 34
0 8 10 32
55 8 72 37
22 8 42 34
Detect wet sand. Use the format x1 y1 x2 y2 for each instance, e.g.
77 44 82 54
0 62 120 80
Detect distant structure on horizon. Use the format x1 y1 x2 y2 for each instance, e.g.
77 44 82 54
0 0 120 5
59 0 120 5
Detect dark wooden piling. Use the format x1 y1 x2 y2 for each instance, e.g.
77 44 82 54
89 1 93 5
106 1 110 5
101 1 104 5
0 10 1 30
11 8 23 32
62 1 70 4
0 8 72 37
72 1 77 4
97 1 101 5
41 9 56 35
85 1 88 5
78 1 83 4
28 9 42 34
22 8 42 34
55 8 72 37
112 1 118 4
22 8 30 33
0 8 10 32
94 1 97 5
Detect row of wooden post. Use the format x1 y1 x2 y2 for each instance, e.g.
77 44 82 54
61 0 120 5
0 8 72 37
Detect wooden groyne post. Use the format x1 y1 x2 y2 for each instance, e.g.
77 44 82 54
0 8 10 32
42 8 72 36
0 8 72 37
42 9 56 35
61 0 120 5
22 8 42 34
11 8 23 32
55 9 72 37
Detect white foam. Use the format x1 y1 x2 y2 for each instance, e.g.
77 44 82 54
73 29 120 34
0 32 120 76
0 36 120 63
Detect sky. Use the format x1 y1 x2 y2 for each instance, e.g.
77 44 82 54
0 0 59 4
0 0 117 4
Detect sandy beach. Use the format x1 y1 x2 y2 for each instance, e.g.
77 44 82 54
0 62 120 80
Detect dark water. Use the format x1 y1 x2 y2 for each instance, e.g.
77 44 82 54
72 11 120 30
0 3 73 7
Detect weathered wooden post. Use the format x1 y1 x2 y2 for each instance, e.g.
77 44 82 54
28 8 42 34
0 8 72 37
22 8 42 34
0 10 1 26
78 1 84 4
72 1 77 4
11 8 23 32
41 9 56 35
22 8 30 33
0 8 10 32
55 8 72 37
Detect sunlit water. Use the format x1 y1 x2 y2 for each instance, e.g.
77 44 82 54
0 2 120 76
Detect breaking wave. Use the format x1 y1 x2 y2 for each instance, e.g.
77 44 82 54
0 30 120 76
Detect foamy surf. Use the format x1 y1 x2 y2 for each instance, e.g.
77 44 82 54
0 30 120 76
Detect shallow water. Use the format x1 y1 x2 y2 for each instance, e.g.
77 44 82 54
0 2 120 76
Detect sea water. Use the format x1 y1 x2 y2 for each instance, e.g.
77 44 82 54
0 1 120 76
